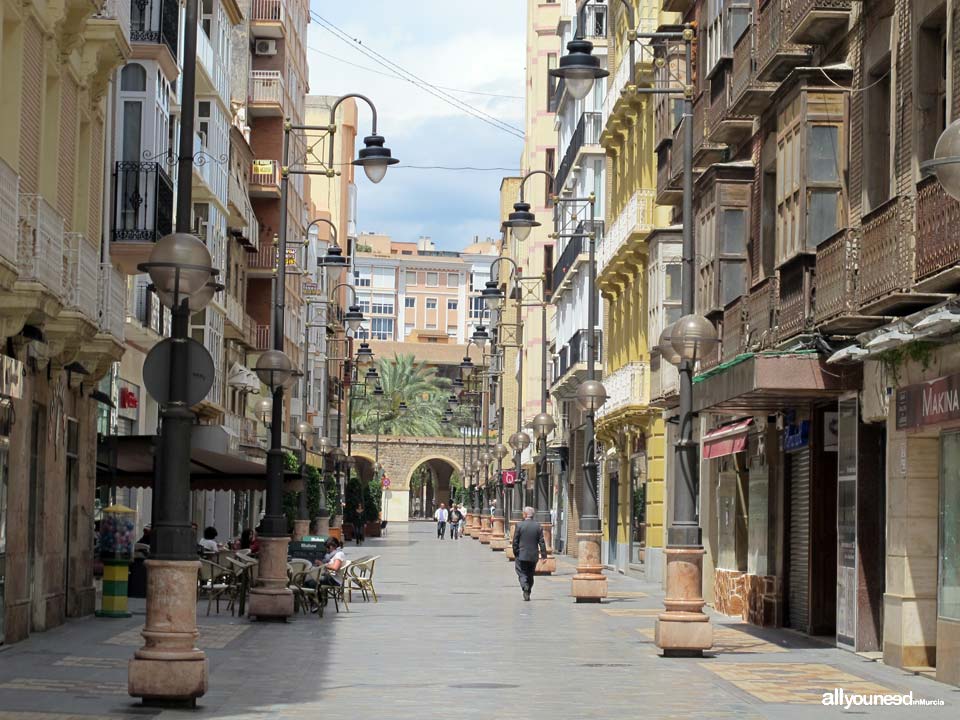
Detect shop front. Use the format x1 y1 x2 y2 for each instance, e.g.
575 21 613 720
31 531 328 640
884 366 960 685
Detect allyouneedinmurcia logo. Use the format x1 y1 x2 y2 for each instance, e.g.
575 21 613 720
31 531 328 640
821 689 945 709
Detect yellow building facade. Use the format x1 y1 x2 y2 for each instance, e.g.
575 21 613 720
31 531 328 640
595 0 677 580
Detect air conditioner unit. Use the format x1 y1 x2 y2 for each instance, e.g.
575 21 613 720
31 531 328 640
255 39 277 56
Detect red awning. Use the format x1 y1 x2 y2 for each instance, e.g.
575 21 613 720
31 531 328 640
702 419 753 459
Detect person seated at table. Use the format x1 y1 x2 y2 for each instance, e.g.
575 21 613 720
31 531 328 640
304 538 346 588
239 528 259 554
198 526 220 555
137 526 152 549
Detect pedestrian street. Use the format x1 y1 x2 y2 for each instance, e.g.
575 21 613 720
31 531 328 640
0 523 954 720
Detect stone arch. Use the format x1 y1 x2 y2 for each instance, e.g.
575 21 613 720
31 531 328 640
406 456 462 519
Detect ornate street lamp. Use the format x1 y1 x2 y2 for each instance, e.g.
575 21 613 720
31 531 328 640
670 314 720 364
355 342 375 368
481 280 505 311
658 323 682 366
575 379 607 413
255 350 295 391
549 38 609 100
922 118 960 200
471 325 490 348
256 398 273 425
508 430 531 453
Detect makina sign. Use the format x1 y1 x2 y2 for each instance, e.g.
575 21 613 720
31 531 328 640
895 372 960 429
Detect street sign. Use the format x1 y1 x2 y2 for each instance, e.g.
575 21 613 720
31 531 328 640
143 338 215 406
501 469 516 486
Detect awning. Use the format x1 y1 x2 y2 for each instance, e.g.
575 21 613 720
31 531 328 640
702 419 753 459
97 425 302 492
693 351 861 415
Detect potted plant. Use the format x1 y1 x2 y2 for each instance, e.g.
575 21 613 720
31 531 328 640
363 477 383 538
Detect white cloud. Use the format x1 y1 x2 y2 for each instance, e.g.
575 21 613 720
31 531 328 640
306 1 528 250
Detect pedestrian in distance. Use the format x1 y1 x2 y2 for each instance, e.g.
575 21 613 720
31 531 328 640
458 504 467 538
512 506 547 601
434 503 449 539
449 505 462 539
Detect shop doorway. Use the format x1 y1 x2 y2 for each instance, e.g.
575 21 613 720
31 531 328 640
607 468 619 566
629 447 646 568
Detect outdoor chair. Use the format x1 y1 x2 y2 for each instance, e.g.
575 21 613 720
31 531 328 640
345 555 380 603
318 561 351 616
289 566 322 616
225 556 256 616
198 559 239 616
287 559 312 579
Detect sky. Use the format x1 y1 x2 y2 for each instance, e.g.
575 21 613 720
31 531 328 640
305 0 527 251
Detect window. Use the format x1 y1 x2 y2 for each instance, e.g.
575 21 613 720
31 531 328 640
806 125 841 246
665 264 682 302
368 317 394 340
447 299 458 311
404 323 415 337
543 245 554 297
917 9 948 163
446 325 458 338
372 267 395 288
547 52 557 108
404 297 415 309
405 271 418 286
426 272 439 287
370 294 394 315
354 268 371 287
357 298 370 314
121 64 147 92
719 209 747 306
862 17 892 212
447 273 459 288
426 298 437 310
426 322 437 330
470 296 488 321
545 148 556 206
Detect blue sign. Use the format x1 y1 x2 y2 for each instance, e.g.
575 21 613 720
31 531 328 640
784 420 810 452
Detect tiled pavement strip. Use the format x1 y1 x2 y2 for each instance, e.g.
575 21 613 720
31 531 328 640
0 523 956 719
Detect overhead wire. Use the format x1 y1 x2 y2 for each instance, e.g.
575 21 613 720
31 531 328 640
309 10 525 140
307 46 524 100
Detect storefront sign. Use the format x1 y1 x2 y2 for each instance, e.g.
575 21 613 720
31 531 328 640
501 469 516 486
783 420 810 452
896 372 960 429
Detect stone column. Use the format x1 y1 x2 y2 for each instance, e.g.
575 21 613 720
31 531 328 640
505 522 517 560
315 515 330 536
478 513 492 544
489 515 507 551
654 547 713 655
463 512 475 537
535 522 556 574
247 536 294 619
128 560 208 702
292 520 310 541
571 532 606 601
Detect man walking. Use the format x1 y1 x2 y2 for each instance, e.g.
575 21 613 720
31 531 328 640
512 506 547 601
434 503 449 539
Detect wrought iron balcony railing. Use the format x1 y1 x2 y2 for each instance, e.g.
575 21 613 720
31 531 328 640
129 0 178 58
556 112 602 192
63 233 99 323
18 194 65 298
756 0 810 81
858 195 911 310
813 227 858 327
596 361 647 422
721 297 745 362
745 277 778 350
111 160 174 243
552 220 604 294
916 175 960 287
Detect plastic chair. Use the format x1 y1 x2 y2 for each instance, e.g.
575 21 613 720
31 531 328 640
319 561 351 616
198 559 238 616
346 556 380 603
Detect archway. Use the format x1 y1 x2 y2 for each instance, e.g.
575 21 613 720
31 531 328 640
406 457 462 520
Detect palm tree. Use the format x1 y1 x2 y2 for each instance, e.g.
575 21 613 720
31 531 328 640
352 354 454 437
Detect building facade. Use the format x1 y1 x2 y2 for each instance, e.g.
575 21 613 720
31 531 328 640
0 0 132 643
658 0 960 687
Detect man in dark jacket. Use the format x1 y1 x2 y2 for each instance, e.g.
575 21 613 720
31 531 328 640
512 506 547 601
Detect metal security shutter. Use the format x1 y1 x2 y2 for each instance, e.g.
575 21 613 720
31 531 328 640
788 448 811 631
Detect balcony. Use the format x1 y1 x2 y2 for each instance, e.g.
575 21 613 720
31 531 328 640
669 117 687 188
657 143 682 206
746 277 778 351
195 23 229 103
915 175 960 292
0 158 18 288
692 93 725 167
91 0 131 49
721 297 745 362
98 263 126 342
756 0 810 81
126 278 167 348
595 361 648 424
250 0 285 39
248 71 285 117
110 160 174 273
857 195 917 314
552 220 603 296
556 112 602 192
650 353 679 404
784 0 852 46
706 65 753 145
777 257 814 343
62 233 99 324
553 329 601 397
250 159 281 198
812 228 882 334
581 2 608 39
129 0 178 58
730 22 778 116
598 189 656 277
248 245 278 275
255 324 271 350
17 194 65 300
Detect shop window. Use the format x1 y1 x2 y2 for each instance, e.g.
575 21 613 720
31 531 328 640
940 432 960 620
